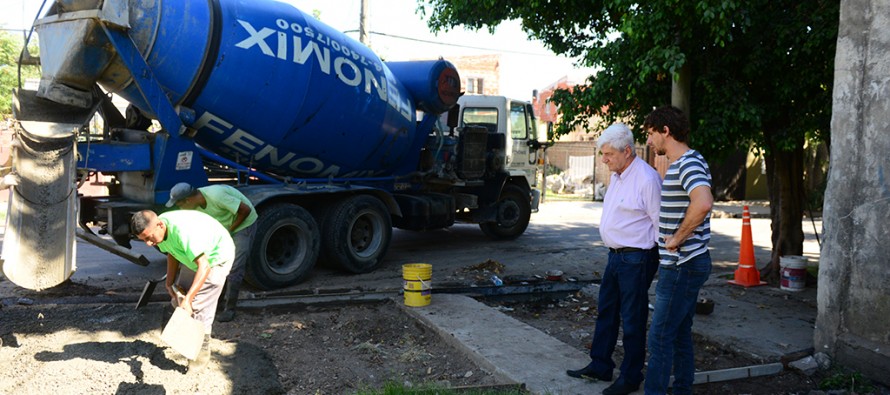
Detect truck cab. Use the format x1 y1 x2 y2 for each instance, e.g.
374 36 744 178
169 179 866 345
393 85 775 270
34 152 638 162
450 95 542 196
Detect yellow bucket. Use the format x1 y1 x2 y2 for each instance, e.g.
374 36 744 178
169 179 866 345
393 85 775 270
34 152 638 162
402 263 432 307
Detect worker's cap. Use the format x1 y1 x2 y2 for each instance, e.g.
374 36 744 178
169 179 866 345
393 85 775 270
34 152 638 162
166 182 195 207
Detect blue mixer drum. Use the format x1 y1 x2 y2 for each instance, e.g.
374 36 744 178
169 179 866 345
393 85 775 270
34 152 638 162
37 0 460 178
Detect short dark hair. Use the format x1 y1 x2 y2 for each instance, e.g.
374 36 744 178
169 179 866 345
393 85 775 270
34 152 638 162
644 106 690 143
130 210 156 235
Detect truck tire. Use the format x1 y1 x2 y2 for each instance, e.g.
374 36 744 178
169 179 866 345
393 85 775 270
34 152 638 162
245 203 320 290
479 184 531 240
320 195 392 273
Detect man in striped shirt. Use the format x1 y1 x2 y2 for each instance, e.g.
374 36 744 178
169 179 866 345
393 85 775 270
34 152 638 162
643 106 713 395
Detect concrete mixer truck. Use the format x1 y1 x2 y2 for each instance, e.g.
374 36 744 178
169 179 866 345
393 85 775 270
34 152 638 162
3 0 543 291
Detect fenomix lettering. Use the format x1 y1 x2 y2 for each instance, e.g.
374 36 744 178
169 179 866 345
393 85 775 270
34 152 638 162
193 17 415 178
194 111 383 178
233 18 412 121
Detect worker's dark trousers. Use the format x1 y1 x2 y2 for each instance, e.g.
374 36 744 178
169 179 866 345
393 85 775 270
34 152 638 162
228 223 256 287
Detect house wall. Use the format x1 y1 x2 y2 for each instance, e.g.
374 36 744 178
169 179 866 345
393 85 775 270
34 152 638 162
447 54 501 96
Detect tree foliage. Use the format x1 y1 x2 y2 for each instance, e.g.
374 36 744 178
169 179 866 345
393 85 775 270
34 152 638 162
0 32 40 116
420 0 835 155
420 0 839 279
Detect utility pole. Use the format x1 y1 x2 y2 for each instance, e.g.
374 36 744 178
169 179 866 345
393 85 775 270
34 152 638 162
359 0 370 46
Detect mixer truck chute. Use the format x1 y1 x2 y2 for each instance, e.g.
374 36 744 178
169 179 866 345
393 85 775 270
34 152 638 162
2 0 542 291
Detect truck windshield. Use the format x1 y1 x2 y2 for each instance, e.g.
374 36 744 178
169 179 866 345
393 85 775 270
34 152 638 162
461 108 498 133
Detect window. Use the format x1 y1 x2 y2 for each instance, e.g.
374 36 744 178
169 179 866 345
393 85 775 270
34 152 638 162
466 77 484 94
461 107 498 132
509 102 528 139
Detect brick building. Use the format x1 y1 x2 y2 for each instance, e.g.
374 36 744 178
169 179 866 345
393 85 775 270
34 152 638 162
446 54 501 96
531 77 610 187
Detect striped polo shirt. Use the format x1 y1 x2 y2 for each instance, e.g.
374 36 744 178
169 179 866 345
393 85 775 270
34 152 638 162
658 149 712 266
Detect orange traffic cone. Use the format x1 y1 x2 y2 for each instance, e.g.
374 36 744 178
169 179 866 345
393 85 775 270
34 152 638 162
728 205 767 287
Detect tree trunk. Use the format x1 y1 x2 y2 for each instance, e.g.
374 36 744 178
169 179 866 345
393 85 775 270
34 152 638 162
762 144 806 283
671 62 692 115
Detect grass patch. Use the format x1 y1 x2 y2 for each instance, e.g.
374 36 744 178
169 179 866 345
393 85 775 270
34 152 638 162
819 370 876 394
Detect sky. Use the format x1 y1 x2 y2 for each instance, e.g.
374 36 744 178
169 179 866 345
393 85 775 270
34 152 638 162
279 0 596 99
0 0 596 100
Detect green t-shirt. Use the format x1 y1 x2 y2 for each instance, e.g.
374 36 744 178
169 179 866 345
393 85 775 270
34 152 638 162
196 185 258 233
157 210 235 271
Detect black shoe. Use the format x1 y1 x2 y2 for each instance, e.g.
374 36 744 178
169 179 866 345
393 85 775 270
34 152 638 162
566 364 612 381
601 380 640 395
216 309 235 322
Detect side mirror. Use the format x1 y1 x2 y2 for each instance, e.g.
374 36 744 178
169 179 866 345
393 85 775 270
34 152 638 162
446 105 460 129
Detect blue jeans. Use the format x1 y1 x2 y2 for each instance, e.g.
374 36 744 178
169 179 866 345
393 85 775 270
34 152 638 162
645 251 712 395
588 247 659 385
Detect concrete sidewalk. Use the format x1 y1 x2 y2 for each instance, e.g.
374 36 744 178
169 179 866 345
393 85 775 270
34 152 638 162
695 278 817 361
711 200 822 220
402 281 817 395
399 229 820 395
711 200 770 218
402 294 609 395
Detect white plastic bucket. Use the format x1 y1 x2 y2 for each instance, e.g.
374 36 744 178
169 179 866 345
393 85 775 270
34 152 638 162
780 255 808 291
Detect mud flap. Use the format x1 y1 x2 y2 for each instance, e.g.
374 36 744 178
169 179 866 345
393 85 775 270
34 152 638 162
1 90 83 290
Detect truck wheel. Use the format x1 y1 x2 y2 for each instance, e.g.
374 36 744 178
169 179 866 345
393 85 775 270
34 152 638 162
245 204 320 290
320 195 392 273
479 184 531 240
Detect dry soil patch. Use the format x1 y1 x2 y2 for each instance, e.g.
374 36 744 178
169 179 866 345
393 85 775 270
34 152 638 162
0 301 503 394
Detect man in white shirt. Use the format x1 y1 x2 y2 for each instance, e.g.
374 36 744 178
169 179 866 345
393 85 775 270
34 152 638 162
567 123 662 395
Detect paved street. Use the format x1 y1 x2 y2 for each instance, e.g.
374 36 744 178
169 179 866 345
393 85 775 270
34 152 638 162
0 199 822 393
1 199 821 296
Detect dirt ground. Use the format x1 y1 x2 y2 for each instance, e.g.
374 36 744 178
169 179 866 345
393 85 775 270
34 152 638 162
1 279 882 395
0 281 505 395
